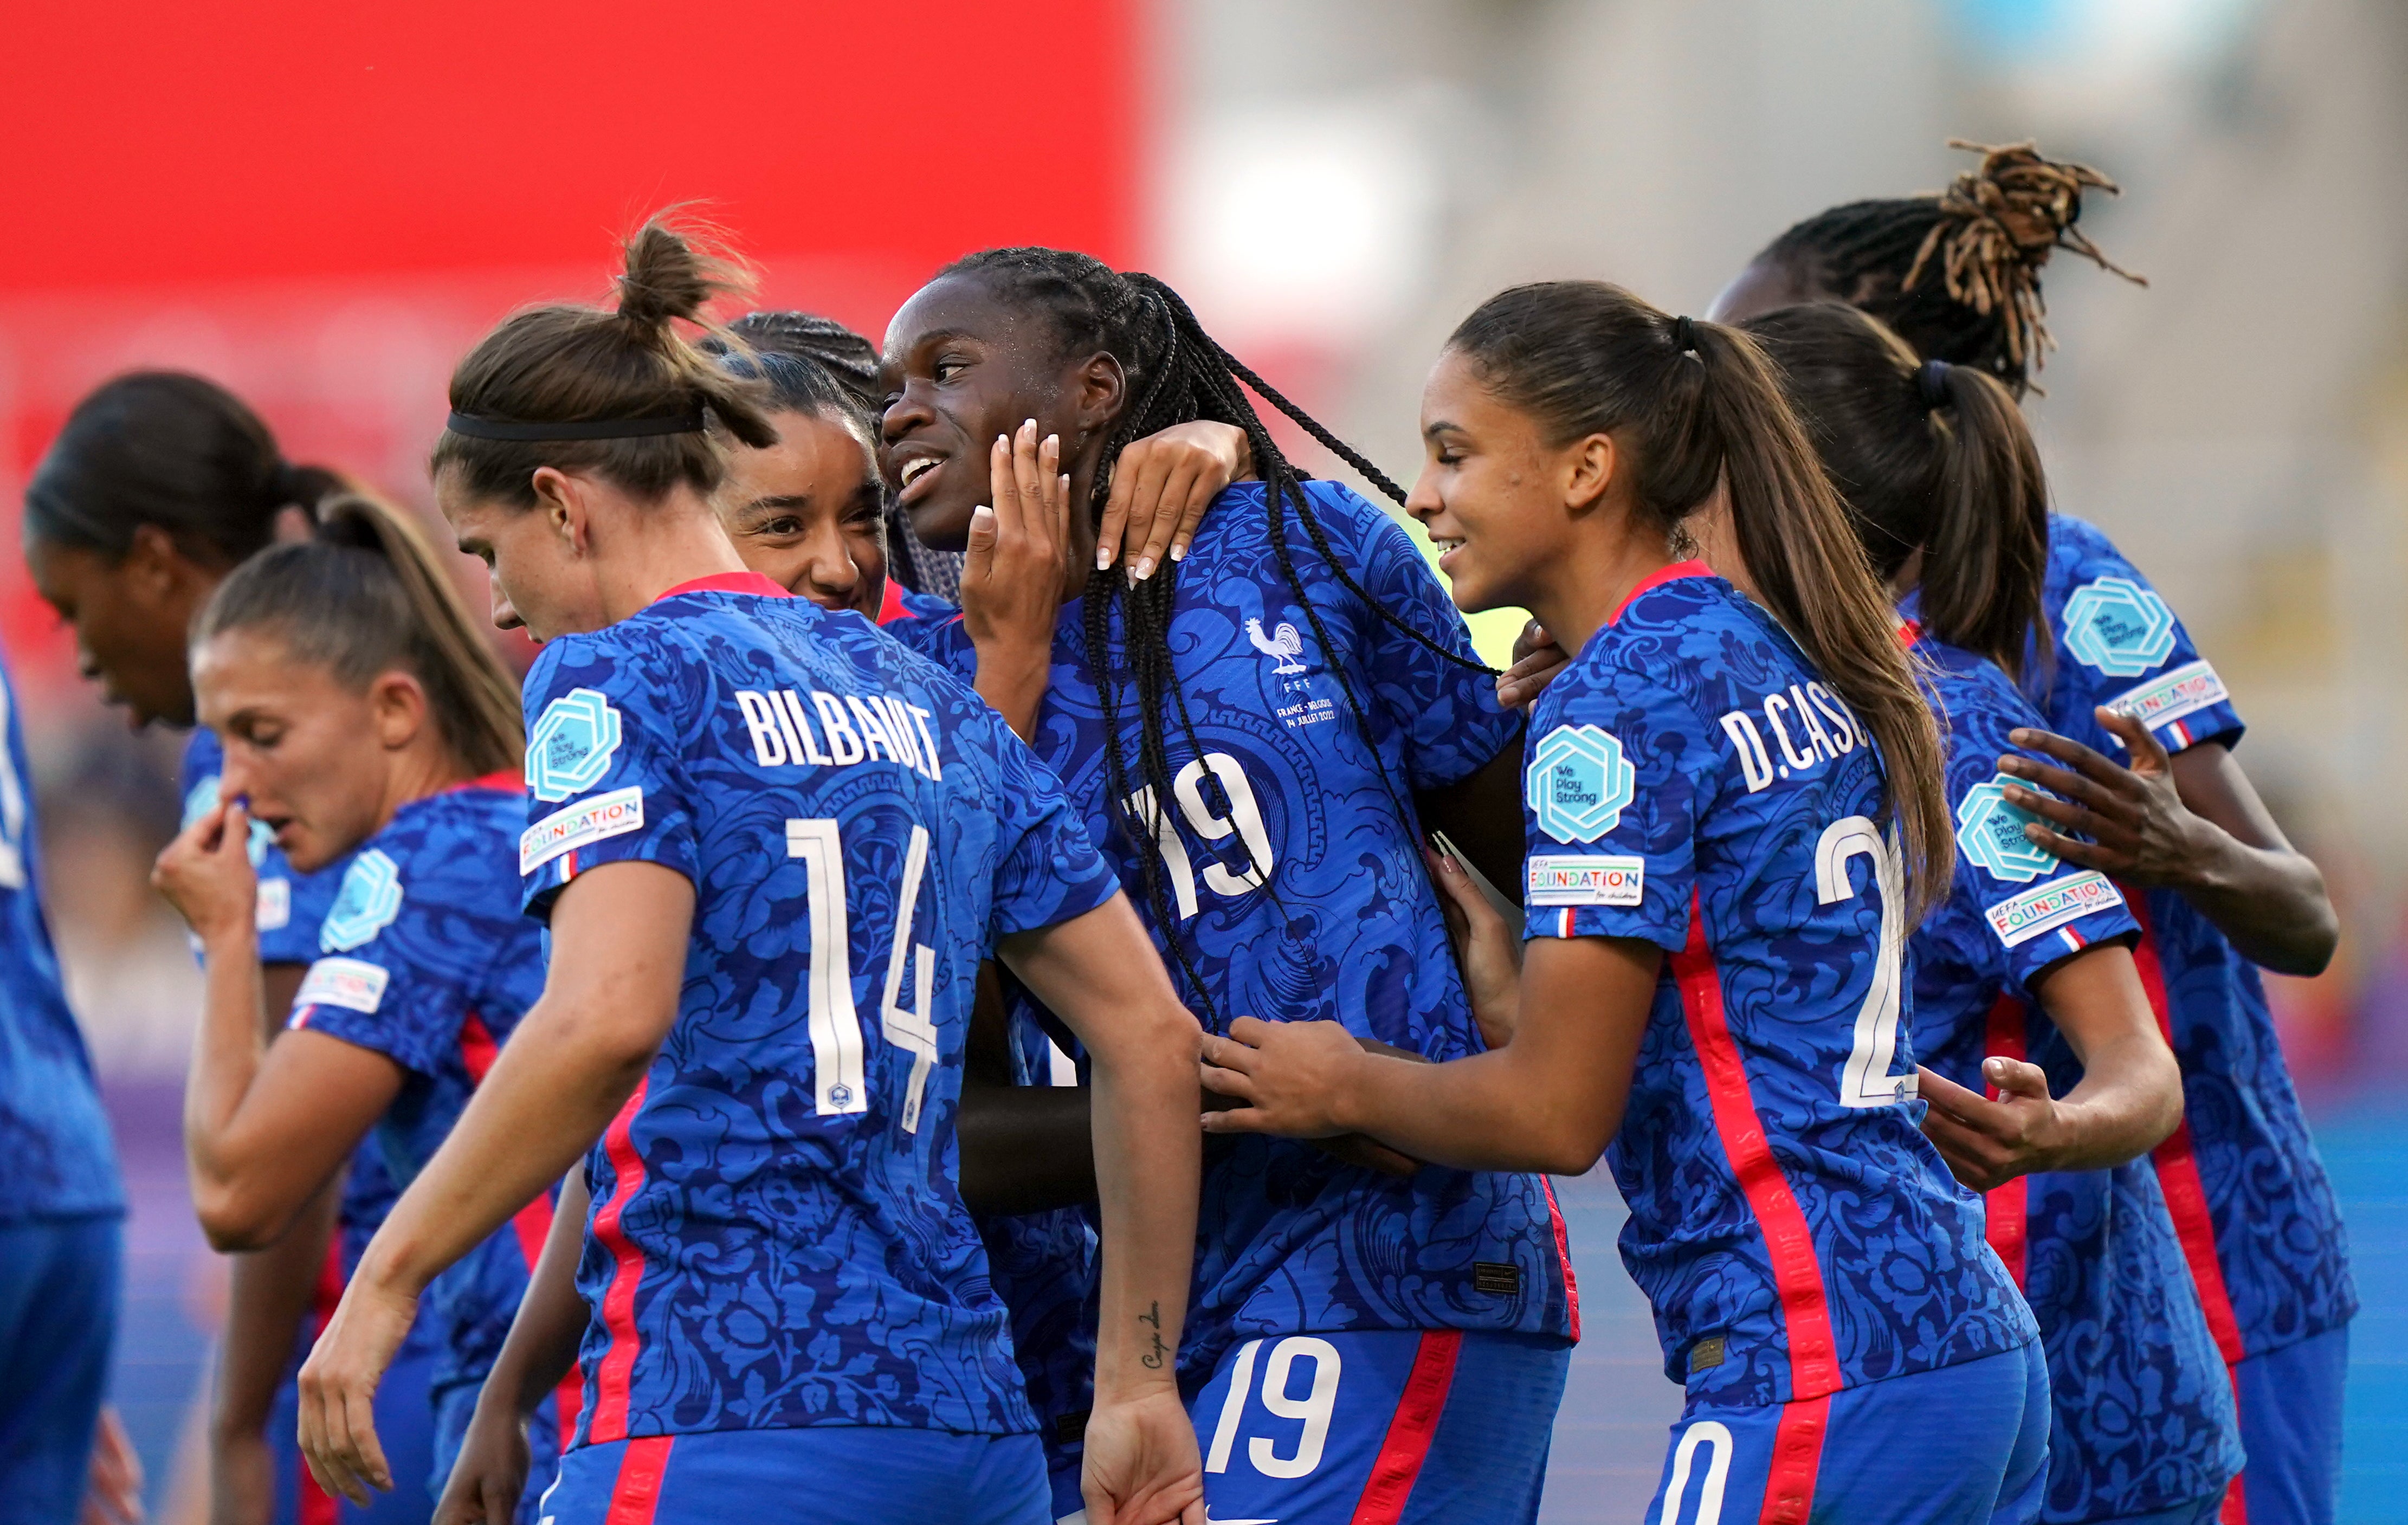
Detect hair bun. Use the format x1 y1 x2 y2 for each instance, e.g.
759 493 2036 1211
615 217 744 334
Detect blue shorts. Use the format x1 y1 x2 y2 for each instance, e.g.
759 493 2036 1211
542 1429 1049 1524
1647 1340 2051 1525
0 1216 120 1525
1171 1330 1568 1525
2232 1324 2348 1525
268 1329 439 1524
430 1378 569 1524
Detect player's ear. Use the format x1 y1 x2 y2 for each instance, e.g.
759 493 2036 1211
1073 351 1126 443
530 467 588 553
367 668 431 753
1561 431 1618 519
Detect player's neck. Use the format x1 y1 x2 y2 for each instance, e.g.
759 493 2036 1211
596 493 752 623
367 739 472 843
1528 519 1674 662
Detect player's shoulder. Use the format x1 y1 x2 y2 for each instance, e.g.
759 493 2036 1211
1581 571 1774 705
318 786 524 954
2047 512 2160 600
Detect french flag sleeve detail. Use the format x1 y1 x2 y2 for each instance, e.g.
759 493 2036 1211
1926 645 2139 990
980 719 1120 940
1335 483 1523 789
518 635 699 919
2045 516 2245 754
1521 651 1709 949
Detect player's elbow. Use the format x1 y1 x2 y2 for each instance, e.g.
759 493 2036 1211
193 1180 295 1253
2131 1042 2185 1155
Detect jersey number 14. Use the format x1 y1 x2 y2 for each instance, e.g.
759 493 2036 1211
786 818 941 1130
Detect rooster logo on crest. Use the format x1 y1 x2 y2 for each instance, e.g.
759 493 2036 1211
1245 618 1308 675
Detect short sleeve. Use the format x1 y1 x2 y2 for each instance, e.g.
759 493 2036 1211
977 714 1120 940
286 852 466 1078
1938 661 2139 991
1521 653 1713 951
517 633 701 921
2047 521 2245 754
1326 484 1523 791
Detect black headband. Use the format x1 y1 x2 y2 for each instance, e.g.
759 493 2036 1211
443 410 705 442
1917 358 1954 410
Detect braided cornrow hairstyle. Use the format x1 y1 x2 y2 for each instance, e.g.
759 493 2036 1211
1758 139 2145 395
941 248 1477 1020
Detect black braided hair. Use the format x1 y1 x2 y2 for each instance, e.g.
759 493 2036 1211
939 247 1478 1021
1755 140 2143 397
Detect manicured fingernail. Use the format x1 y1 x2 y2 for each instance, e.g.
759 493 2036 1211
1170 542 1187 562
1133 557 1155 580
1097 546 1114 570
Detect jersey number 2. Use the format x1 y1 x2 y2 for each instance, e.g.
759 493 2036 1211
786 818 940 1130
1816 816 1914 1108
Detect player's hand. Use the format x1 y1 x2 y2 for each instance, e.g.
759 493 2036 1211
1494 619 1570 711
1080 1385 1206 1525
960 421 1070 654
1198 1018 1366 1140
1424 845 1523 1048
206 1421 272 1525
432 1394 532 1525
1915 1059 2070 1190
295 1277 418 1505
151 800 259 947
1996 709 2212 891
81 1405 144 1525
1097 421 1250 580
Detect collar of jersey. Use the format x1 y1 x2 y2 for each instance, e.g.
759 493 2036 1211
1609 558 1713 624
652 571 792 604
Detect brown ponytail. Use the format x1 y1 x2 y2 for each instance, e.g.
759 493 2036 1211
431 213 778 508
1447 281 1954 918
197 494 524 778
1742 303 2051 680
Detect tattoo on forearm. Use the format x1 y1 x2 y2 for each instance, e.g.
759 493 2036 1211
1138 1300 1168 1369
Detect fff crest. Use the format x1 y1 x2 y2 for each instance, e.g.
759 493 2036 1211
1954 776 2057 884
1526 725 1635 843
2062 577 2175 677
528 688 623 803
320 849 405 952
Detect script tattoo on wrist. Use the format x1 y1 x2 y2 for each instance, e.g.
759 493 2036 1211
1138 1301 1169 1370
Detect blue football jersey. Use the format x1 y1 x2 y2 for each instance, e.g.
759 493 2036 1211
287 778 557 1398
1525 563 2033 1406
1905 631 2241 1518
0 652 120 1223
517 572 1120 1446
890 480 1577 1398
2032 516 2354 1362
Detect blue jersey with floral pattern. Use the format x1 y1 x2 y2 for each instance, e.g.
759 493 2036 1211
180 728 401 1265
1907 631 2241 1518
1525 564 2033 1406
287 780 556 1399
0 652 119 1224
2032 515 2354 1360
893 480 1577 1399
518 574 1120 1445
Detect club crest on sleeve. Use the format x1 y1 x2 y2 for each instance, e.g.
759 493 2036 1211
527 687 623 802
1954 776 2057 883
320 849 404 952
2061 576 2176 676
1526 725 1635 843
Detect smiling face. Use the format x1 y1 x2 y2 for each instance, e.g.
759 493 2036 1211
1405 347 1600 617
25 529 215 728
720 406 887 615
436 469 605 644
877 273 1110 552
193 628 402 873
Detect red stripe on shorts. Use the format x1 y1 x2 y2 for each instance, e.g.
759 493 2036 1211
298 1232 347 1525
1758 1393 1831 1525
1348 1332 1463 1524
1983 996 2029 1289
1671 890 1843 1402
585 1080 653 1444
604 1434 675 1525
